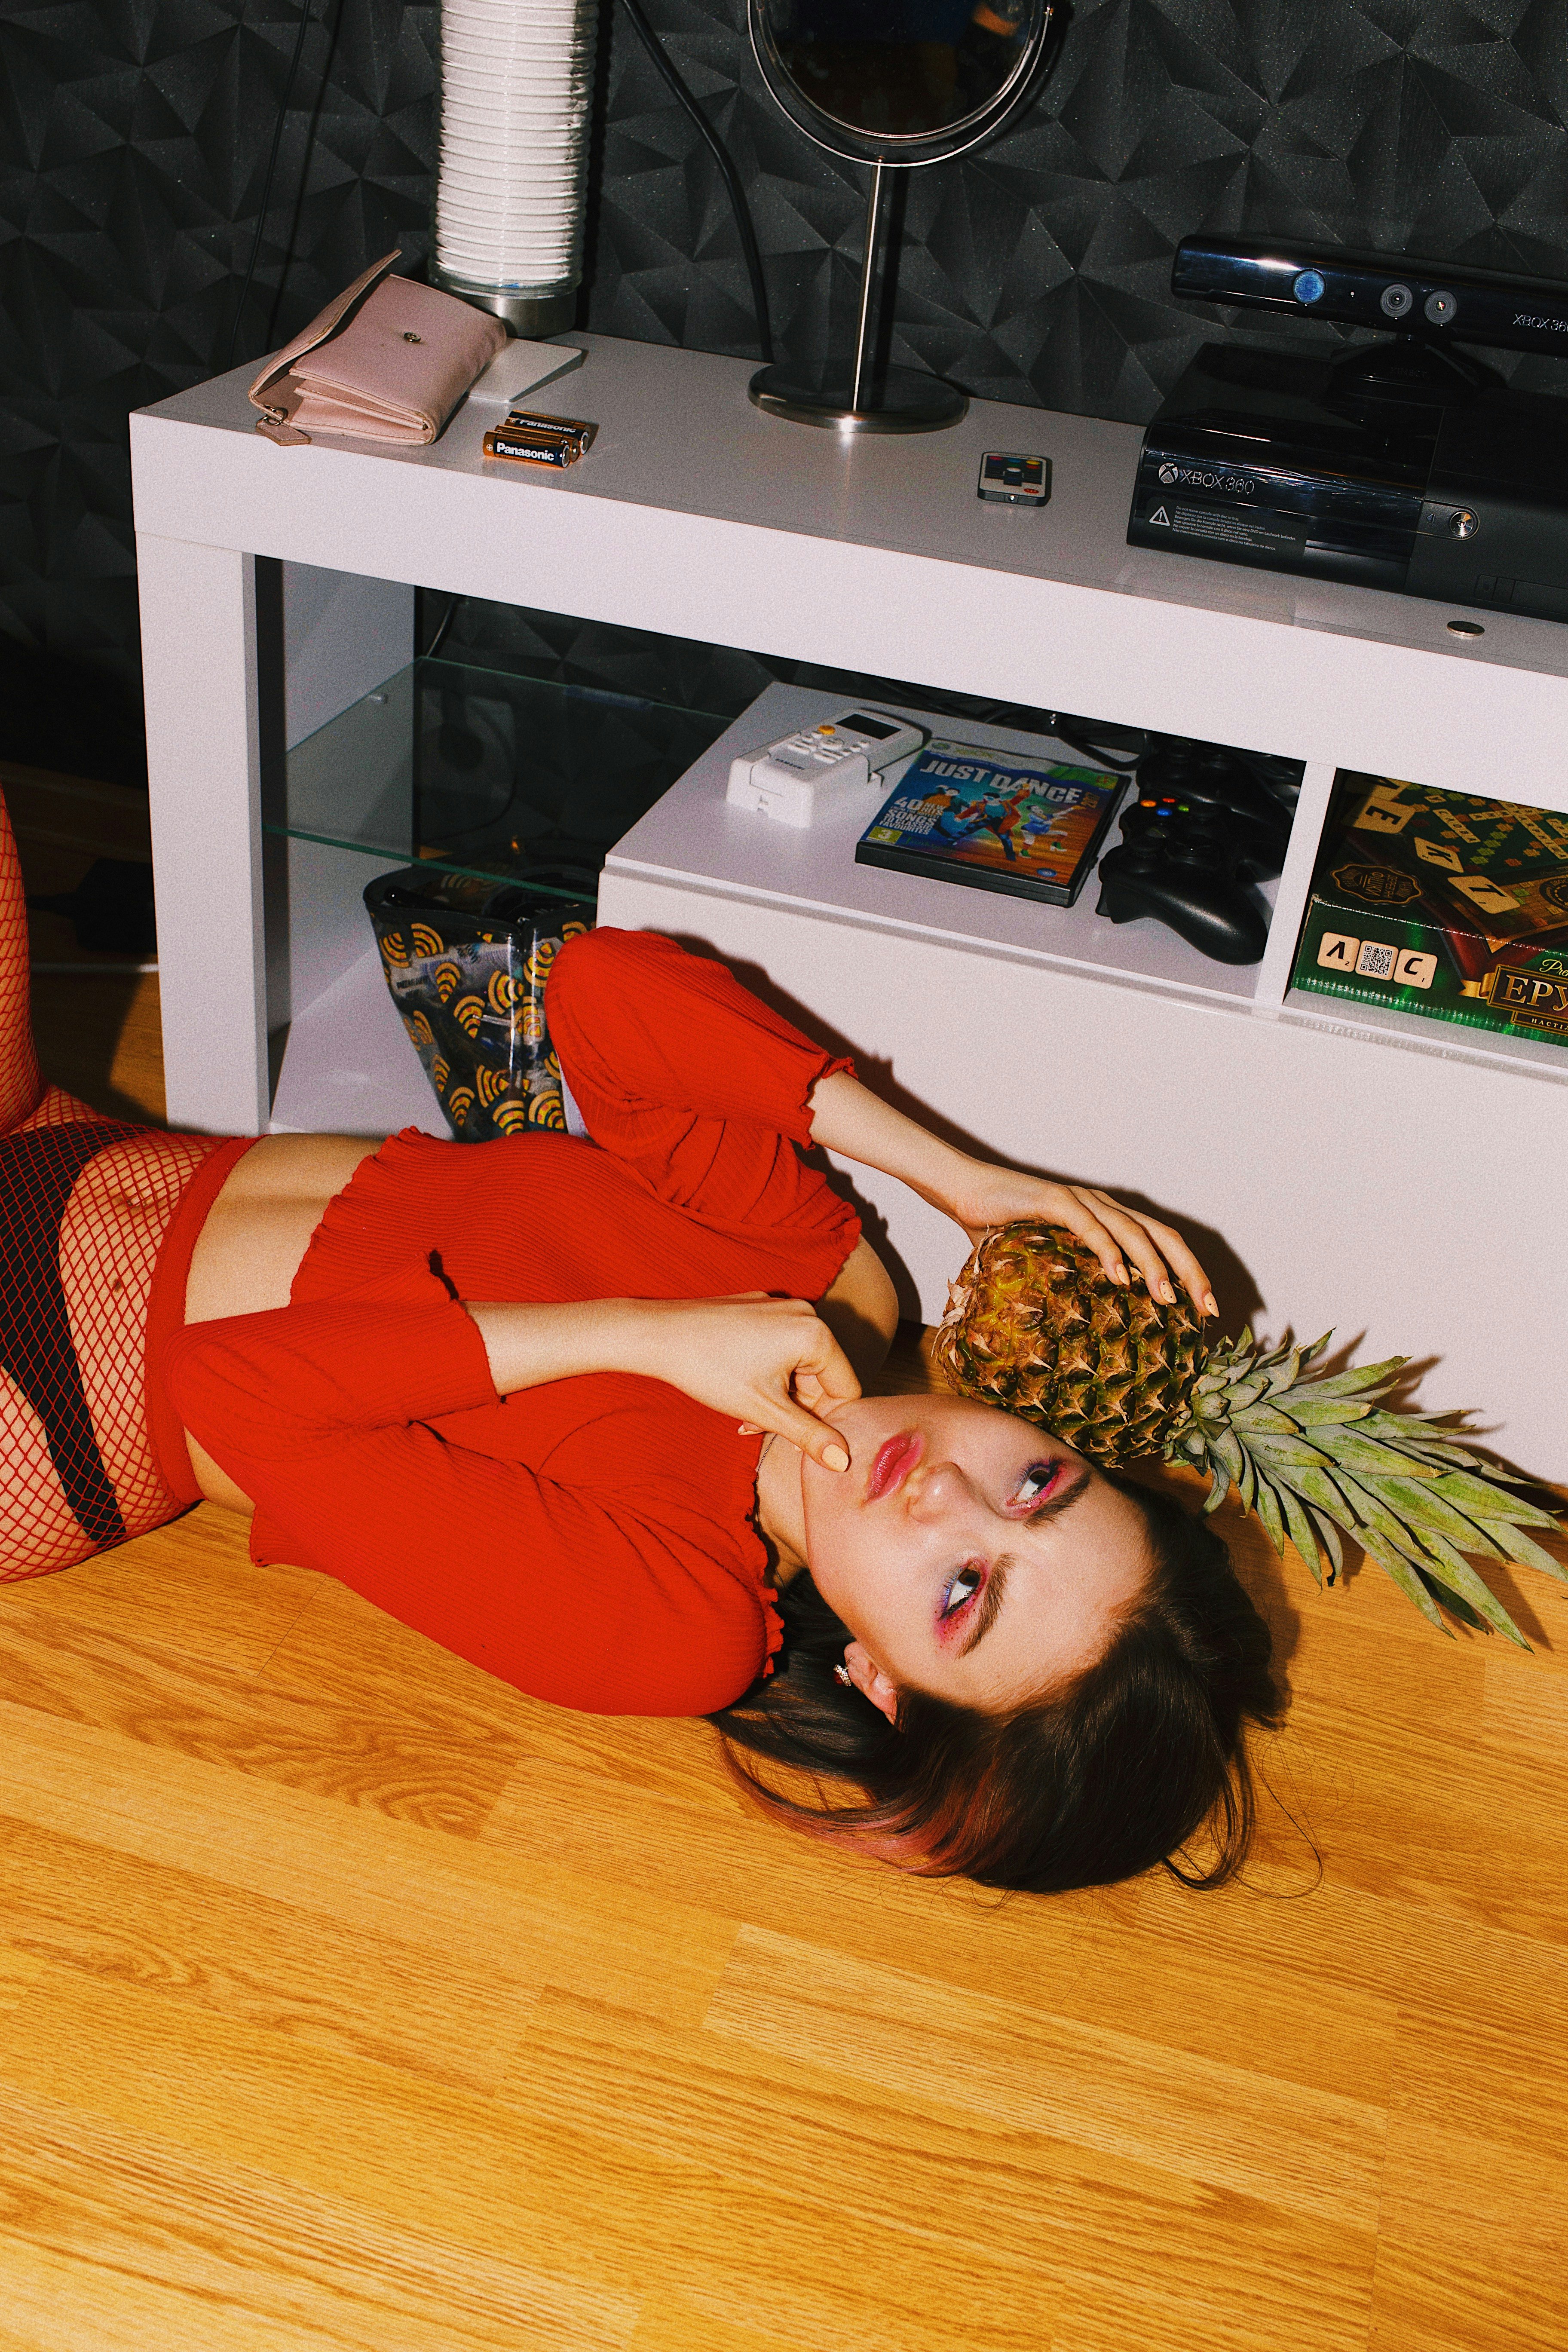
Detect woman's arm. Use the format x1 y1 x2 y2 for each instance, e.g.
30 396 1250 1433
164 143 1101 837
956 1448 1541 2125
469 1292 860 1468
545 931 1209 1309
176 1278 863 1528
164 1295 790 1715
804 1069 1217 1314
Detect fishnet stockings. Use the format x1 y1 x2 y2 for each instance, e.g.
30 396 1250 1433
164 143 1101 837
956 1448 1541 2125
1 786 229 1579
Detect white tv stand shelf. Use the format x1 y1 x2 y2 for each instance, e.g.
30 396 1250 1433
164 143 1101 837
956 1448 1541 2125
131 335 1568 1474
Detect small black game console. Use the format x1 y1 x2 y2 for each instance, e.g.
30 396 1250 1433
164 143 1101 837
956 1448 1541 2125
1129 344 1568 622
1128 236 1568 624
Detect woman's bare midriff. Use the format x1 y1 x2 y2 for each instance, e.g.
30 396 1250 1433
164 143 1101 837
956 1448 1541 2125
181 1132 382 1508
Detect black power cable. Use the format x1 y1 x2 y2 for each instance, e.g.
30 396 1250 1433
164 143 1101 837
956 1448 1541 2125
614 0 775 364
224 0 319 371
426 594 463 658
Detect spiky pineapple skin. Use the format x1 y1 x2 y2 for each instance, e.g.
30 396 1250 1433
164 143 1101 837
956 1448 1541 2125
932 1226 1208 1466
932 1222 1565 1648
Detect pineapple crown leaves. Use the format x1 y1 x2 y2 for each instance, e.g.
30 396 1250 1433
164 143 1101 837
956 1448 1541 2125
937 1225 1565 1649
1194 1330 1563 1647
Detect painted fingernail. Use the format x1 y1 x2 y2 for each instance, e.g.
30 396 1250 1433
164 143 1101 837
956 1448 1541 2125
1203 1292 1219 1317
824 1444 849 1472
1159 1280 1176 1304
1114 1262 1129 1285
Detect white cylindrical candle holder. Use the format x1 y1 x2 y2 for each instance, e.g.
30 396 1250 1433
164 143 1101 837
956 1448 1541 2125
431 0 600 337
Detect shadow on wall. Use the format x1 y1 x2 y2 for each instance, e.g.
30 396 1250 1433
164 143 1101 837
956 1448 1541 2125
705 942 1268 1339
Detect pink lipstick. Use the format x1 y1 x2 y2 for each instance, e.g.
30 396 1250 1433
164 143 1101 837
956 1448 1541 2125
867 1430 923 1500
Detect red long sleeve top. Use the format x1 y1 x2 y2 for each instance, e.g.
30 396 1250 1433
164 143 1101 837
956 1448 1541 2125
161 931 861 1715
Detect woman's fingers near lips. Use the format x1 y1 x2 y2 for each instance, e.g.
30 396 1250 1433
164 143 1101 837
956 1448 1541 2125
737 1418 849 1470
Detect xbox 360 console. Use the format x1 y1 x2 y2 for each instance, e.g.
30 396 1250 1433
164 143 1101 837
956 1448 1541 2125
1128 341 1568 623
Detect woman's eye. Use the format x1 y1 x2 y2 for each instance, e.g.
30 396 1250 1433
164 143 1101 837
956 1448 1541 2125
1014 1462 1058 1506
940 1565 984 1620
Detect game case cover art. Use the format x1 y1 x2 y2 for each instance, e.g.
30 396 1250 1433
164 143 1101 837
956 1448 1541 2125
855 741 1125 907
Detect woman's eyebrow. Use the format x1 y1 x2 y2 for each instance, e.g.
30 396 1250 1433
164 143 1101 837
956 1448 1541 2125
960 1556 1011 1657
959 1474 1092 1659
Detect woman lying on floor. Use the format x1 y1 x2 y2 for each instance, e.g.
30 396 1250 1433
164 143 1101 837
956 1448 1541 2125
0 784 1280 1893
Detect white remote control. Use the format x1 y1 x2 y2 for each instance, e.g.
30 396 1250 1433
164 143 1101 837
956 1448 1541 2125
726 709 928 828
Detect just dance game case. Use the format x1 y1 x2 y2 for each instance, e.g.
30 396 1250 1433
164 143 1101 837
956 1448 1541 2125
855 741 1125 907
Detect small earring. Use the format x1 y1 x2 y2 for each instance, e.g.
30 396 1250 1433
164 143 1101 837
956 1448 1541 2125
833 1663 852 1687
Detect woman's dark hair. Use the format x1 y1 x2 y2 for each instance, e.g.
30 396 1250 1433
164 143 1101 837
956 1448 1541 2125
710 1472 1284 1895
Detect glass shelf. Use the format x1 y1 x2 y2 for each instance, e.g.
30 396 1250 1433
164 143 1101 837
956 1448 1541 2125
273 657 732 904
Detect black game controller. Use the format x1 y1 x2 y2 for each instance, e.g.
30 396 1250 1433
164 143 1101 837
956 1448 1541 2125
1096 793 1271 964
1134 742 1292 879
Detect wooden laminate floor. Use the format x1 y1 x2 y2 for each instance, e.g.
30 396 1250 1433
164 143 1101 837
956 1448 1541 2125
4 791 1565 2351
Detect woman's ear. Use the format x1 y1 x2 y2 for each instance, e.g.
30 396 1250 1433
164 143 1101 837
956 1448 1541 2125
842 1640 899 1725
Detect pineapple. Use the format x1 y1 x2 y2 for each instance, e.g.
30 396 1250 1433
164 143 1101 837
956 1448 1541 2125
933 1226 1565 1648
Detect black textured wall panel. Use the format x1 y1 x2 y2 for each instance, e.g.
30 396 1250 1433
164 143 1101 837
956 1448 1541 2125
3 0 1568 776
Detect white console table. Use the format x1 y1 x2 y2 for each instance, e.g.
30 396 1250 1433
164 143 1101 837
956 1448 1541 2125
131 335 1568 1474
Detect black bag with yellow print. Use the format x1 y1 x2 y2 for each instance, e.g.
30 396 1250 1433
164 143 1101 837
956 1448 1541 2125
363 864 595 1139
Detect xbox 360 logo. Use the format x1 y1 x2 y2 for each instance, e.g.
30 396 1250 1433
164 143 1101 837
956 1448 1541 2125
1153 460 1255 494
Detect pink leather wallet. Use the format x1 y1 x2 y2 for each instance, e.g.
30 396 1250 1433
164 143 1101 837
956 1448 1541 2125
248 251 507 447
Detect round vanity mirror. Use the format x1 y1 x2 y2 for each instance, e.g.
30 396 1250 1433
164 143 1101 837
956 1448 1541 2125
748 0 1054 429
756 2 1044 160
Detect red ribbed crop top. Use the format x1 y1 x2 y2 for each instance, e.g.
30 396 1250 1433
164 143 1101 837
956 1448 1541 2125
160 930 861 1715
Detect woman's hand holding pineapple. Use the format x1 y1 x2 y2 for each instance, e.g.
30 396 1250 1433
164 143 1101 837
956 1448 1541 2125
803 1069 1216 1315
938 1167 1218 1316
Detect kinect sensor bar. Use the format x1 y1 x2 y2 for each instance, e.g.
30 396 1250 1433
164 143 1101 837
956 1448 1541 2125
1173 234 1568 358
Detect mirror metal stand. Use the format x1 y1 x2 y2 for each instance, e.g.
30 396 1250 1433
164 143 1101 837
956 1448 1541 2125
746 1 1054 434
750 164 966 432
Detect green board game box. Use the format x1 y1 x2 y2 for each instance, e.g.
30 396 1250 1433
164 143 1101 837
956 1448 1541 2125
1292 773 1568 1047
